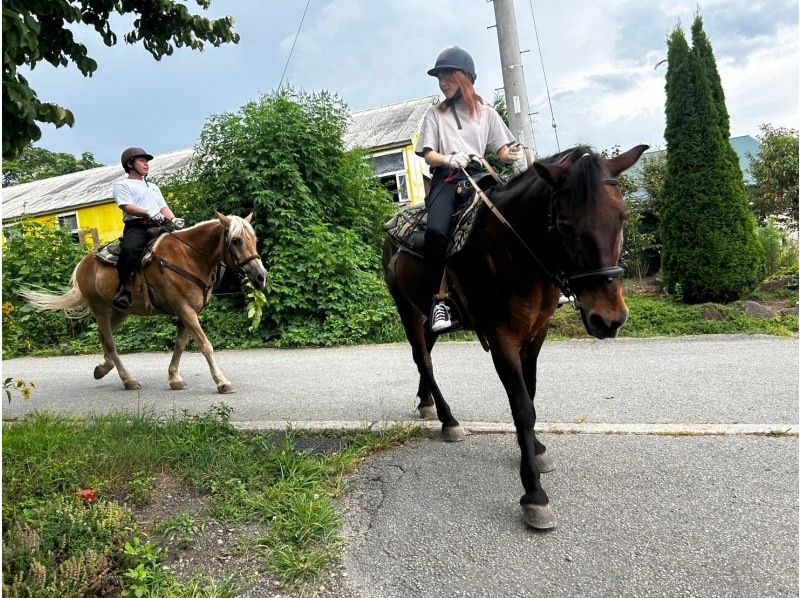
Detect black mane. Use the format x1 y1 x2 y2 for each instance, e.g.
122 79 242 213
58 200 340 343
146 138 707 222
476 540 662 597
499 145 604 208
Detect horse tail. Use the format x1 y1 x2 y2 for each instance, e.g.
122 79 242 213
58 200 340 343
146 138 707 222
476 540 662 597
18 263 90 319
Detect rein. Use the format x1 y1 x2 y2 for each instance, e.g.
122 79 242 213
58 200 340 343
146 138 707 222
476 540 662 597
459 165 624 300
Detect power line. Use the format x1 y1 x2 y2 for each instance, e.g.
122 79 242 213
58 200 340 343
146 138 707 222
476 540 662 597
278 0 312 90
527 0 560 151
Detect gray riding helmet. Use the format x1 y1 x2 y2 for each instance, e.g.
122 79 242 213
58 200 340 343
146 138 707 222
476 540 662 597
120 147 154 172
427 46 476 82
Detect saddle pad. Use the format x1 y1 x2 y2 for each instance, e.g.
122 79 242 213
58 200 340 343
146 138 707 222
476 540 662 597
95 242 121 266
383 197 484 257
94 240 156 268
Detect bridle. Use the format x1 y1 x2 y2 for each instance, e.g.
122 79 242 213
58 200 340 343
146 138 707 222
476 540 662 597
222 228 262 274
460 163 625 302
546 178 625 298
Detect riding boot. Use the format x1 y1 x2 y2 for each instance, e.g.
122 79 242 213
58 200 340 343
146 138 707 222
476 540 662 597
112 279 133 309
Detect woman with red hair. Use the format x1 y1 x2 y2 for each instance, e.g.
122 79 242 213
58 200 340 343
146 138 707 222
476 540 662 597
416 46 522 332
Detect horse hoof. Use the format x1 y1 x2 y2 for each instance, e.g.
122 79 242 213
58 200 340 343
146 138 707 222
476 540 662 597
442 425 465 442
217 384 236 394
418 405 437 420
535 451 555 473
170 380 187 390
94 365 111 380
522 503 557 530
123 380 141 390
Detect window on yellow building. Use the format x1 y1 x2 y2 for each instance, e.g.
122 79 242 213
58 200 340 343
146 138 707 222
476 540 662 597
57 213 80 243
370 152 410 204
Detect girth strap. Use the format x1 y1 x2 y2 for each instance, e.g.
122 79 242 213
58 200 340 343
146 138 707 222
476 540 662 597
154 254 214 310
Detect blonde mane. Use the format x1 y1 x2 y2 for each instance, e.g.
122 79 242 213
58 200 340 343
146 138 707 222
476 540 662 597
151 216 255 252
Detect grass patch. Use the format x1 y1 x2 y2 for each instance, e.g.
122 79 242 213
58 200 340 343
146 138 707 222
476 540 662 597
547 281 798 339
2 406 418 595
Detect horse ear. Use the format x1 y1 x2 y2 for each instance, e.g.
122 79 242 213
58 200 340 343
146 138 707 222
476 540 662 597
216 211 231 226
245 213 254 224
606 144 650 177
533 162 568 186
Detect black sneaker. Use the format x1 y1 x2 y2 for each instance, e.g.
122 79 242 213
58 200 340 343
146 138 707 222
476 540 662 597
112 289 133 309
430 302 452 332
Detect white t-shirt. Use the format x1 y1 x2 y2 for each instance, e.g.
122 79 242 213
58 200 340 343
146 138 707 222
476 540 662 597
415 101 515 159
113 178 167 222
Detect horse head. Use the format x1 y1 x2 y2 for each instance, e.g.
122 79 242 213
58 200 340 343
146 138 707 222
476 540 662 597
533 144 649 339
215 212 269 290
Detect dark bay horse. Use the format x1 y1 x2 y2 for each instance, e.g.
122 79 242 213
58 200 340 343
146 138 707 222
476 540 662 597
21 213 268 394
383 145 648 529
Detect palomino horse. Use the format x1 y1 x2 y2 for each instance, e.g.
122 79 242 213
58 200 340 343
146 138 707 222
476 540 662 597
383 145 648 529
22 213 268 394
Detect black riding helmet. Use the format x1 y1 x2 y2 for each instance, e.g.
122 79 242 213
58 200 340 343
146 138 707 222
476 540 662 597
120 147 154 173
427 46 476 82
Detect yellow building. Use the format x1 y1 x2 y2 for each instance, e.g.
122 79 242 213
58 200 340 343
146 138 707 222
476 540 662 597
2 96 437 242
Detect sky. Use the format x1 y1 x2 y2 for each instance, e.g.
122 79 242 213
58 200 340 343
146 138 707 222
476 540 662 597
20 0 799 166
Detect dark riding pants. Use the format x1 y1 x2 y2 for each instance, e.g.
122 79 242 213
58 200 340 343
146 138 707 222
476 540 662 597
116 220 155 288
424 165 480 298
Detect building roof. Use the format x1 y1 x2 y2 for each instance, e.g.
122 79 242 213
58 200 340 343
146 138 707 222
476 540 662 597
2 149 194 222
2 96 439 222
343 95 437 152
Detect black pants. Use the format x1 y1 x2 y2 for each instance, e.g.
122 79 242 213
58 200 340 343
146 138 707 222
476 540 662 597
424 165 480 298
116 220 156 288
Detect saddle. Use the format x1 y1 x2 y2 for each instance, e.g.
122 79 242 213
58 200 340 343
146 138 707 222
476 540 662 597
94 227 165 267
383 172 500 257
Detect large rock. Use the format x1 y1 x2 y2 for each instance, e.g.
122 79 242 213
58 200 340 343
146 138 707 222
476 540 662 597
702 305 724 321
741 301 778 319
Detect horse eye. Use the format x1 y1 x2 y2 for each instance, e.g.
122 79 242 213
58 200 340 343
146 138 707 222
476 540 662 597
232 237 242 246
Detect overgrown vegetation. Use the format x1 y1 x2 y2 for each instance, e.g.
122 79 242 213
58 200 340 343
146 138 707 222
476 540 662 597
2 406 418 595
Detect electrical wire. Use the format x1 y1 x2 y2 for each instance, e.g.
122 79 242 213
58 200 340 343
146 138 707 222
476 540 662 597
527 0 560 151
278 0 312 90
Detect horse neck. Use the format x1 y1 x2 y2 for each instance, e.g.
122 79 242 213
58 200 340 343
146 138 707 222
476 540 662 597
487 171 552 251
173 221 226 273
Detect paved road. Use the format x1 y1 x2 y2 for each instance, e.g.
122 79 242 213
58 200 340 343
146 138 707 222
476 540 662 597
3 335 798 596
3 335 797 428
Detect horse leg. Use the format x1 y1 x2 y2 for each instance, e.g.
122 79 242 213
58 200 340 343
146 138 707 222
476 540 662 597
521 327 555 473
180 309 234 394
167 323 191 390
416 328 438 419
488 332 556 529
95 309 139 390
396 299 463 441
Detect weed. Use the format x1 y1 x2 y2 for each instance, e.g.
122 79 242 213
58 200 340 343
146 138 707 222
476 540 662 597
126 472 157 506
157 513 205 549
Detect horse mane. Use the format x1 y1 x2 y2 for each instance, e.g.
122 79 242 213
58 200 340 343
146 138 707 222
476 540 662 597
151 216 255 252
500 145 604 209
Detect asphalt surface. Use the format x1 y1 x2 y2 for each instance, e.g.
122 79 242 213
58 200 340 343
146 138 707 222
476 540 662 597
3 334 798 597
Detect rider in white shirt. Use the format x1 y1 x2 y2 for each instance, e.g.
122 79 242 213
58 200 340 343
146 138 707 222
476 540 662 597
111 147 184 309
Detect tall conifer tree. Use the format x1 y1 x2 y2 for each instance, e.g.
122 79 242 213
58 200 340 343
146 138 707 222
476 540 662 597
661 25 764 302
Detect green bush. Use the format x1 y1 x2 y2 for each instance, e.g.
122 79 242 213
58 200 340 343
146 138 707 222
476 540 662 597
756 218 798 276
189 89 401 346
2 219 91 357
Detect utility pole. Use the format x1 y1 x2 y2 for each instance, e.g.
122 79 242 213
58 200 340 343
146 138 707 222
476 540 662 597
492 0 535 166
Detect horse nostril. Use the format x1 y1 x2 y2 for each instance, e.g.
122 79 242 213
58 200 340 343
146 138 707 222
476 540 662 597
588 312 621 338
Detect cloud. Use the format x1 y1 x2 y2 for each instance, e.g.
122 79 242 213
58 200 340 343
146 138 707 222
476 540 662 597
18 0 798 165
